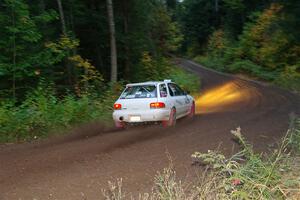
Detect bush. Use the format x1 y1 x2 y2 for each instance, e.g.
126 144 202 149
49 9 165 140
287 117 300 153
167 66 200 94
194 55 278 81
194 55 226 72
275 65 300 93
228 60 278 81
0 83 121 143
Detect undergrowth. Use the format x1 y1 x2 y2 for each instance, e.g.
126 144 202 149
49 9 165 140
0 83 120 143
102 117 300 199
167 66 200 94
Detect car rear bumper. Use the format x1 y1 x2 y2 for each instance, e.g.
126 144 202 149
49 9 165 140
113 109 170 123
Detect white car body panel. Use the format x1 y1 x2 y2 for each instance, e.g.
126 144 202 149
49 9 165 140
112 81 194 124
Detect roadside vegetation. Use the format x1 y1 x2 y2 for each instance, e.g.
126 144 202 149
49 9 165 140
103 117 300 199
174 1 300 92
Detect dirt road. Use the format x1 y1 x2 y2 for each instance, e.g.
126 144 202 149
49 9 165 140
1 59 299 200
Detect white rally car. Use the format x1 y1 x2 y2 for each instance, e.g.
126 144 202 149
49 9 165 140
112 80 195 128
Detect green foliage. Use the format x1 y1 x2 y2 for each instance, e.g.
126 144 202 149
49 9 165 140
136 52 162 81
45 35 79 65
237 8 300 85
287 117 300 153
194 55 226 71
228 60 277 81
278 0 300 44
0 0 59 97
0 0 184 100
275 65 300 92
176 0 220 54
151 7 183 53
207 30 229 57
175 0 300 92
237 4 286 69
192 150 227 170
167 66 200 94
0 81 120 143
69 55 104 94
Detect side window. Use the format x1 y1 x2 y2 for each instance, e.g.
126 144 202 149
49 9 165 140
168 83 184 96
159 84 168 97
174 84 184 96
168 83 177 96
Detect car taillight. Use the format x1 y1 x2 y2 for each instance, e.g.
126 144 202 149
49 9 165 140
150 102 165 109
114 103 122 110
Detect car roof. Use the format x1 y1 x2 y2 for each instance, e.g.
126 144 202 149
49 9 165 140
126 80 173 87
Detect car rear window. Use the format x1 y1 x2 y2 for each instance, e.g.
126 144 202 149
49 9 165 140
120 85 157 99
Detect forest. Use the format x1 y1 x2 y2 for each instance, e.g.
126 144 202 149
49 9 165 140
0 0 299 141
180 0 300 91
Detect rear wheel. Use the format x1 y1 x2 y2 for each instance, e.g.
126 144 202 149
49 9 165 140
188 102 195 118
162 108 176 127
115 121 126 129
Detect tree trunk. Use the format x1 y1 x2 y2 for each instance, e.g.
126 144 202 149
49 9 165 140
214 0 220 26
56 0 67 35
106 0 118 82
215 0 219 13
56 0 74 88
122 0 130 79
12 5 16 100
39 0 45 13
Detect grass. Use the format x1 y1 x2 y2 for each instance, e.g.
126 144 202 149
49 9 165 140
167 66 200 95
102 117 300 199
0 84 119 143
194 55 227 72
